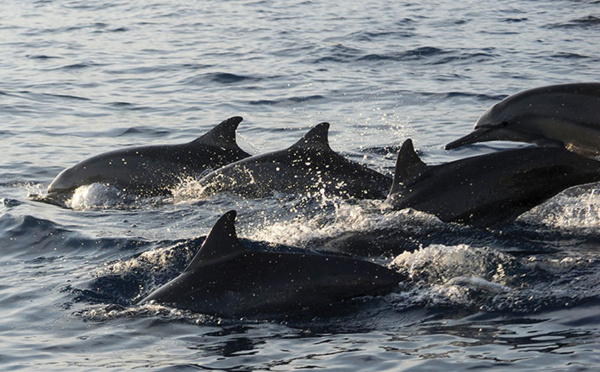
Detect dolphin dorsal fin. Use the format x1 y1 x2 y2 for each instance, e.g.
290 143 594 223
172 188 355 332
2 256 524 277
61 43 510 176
193 116 245 149
390 139 428 193
184 210 245 271
288 122 333 153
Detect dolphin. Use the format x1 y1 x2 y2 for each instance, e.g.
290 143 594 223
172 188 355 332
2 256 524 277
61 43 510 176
195 122 392 199
445 83 600 156
45 116 251 202
137 210 403 317
387 139 600 227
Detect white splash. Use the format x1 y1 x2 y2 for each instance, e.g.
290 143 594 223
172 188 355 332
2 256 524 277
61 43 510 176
390 244 515 285
68 183 132 210
95 241 192 278
521 185 600 229
79 303 215 324
246 199 440 248
171 177 211 202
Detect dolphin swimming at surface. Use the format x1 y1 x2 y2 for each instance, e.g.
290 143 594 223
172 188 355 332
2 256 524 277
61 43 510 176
445 83 600 156
137 210 403 317
388 139 600 227
44 116 251 203
195 122 392 199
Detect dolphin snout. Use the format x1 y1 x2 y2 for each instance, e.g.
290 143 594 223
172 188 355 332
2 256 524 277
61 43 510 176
445 128 496 150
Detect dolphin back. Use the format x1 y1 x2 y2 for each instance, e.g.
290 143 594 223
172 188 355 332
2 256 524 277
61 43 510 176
388 143 600 227
44 117 251 202
197 122 391 200
138 210 403 317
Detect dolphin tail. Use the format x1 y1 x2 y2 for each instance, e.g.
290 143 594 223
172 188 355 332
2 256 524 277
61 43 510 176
389 139 428 196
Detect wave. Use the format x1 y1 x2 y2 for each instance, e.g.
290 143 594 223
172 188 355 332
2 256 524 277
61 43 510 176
180 72 269 86
345 29 416 42
309 45 496 66
358 46 448 62
26 54 62 60
53 62 103 70
6 90 91 102
389 244 600 313
248 95 326 106
107 101 156 112
243 193 600 259
550 52 591 60
308 44 363 64
71 238 198 306
24 22 126 36
522 184 600 233
0 213 154 258
546 15 600 29
425 91 507 101
106 63 212 75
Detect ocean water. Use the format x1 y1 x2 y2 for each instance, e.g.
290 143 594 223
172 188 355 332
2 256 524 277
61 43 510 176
2 0 600 370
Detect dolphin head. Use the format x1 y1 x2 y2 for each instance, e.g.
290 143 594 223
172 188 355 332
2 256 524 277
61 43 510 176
444 124 509 150
46 165 96 198
446 83 600 151
444 119 543 150
444 95 528 150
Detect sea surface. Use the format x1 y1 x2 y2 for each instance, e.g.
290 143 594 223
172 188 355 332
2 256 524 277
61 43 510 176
2 0 600 370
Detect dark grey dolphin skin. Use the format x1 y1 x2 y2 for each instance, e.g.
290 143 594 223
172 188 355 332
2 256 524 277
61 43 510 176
388 139 600 227
137 210 403 317
195 122 392 199
445 83 600 156
45 116 251 202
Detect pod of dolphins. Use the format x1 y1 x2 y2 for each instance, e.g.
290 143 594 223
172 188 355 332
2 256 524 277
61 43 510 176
43 82 600 318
